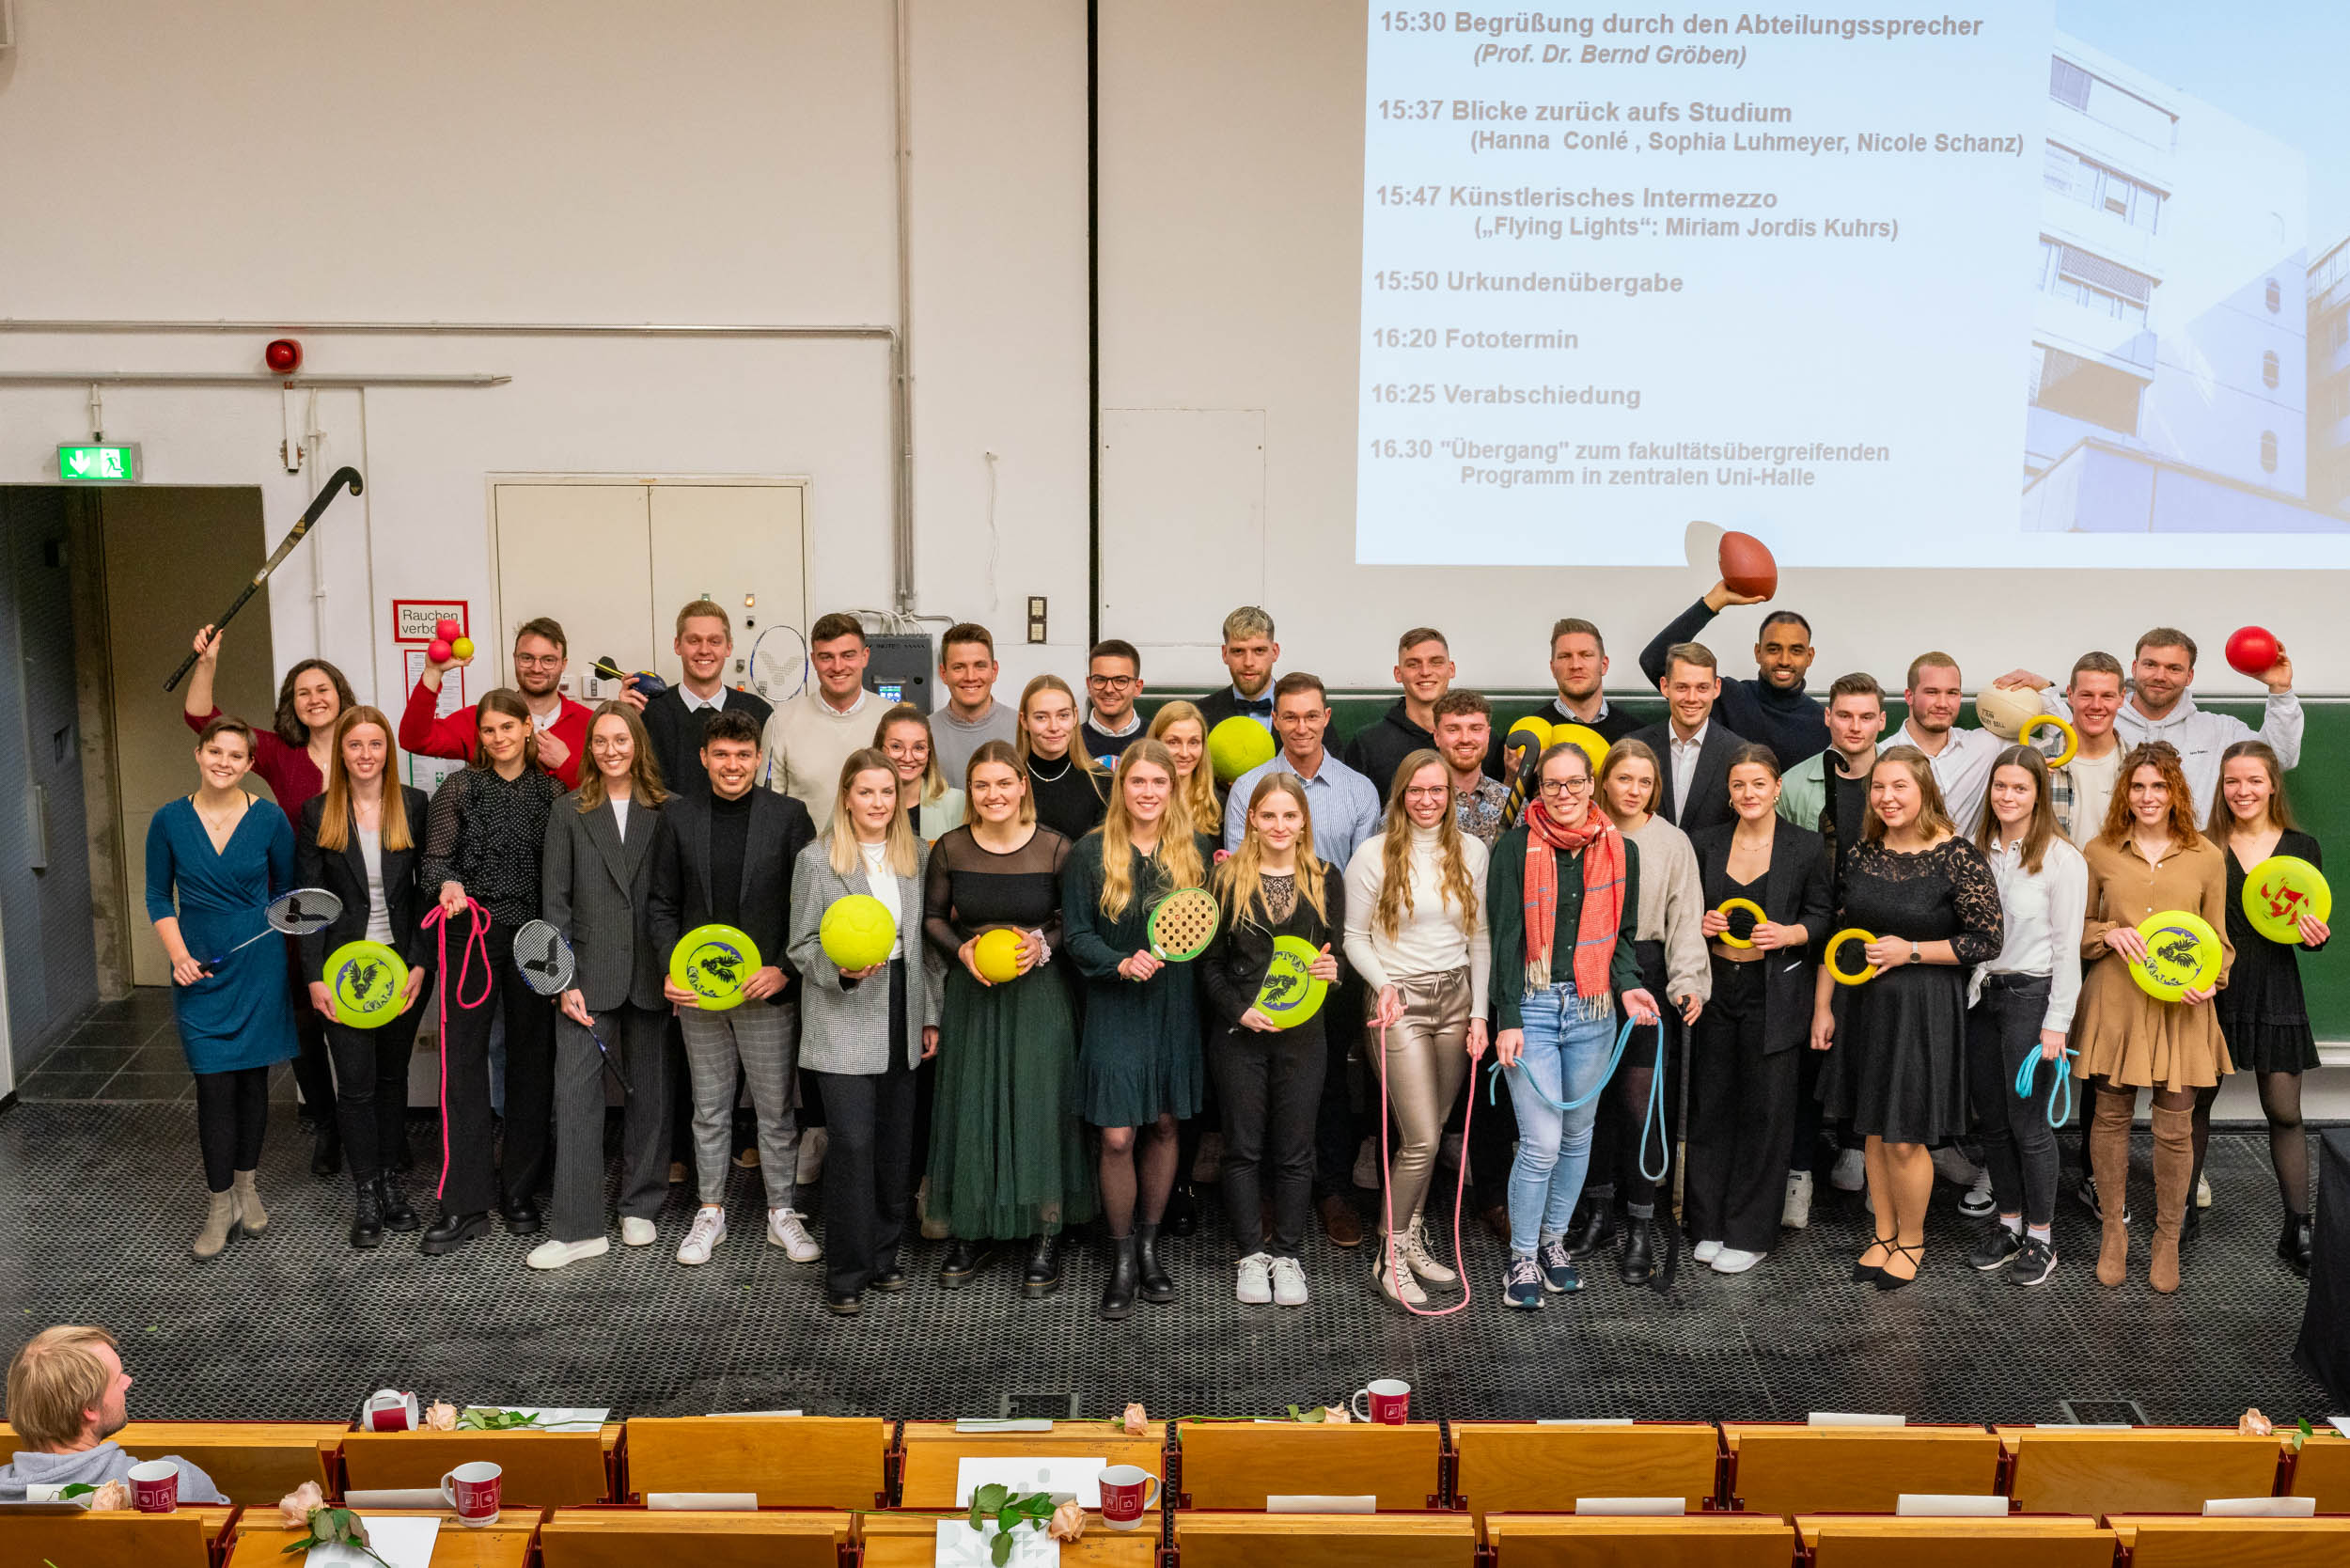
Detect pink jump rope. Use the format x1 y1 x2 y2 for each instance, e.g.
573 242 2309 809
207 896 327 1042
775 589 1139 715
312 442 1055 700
421 898 492 1200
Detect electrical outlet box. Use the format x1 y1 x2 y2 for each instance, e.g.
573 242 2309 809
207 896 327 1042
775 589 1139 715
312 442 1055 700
1026 596 1047 644
866 633 935 712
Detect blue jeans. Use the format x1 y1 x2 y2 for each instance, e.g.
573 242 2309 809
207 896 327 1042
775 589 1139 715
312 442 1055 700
1503 983 1616 1258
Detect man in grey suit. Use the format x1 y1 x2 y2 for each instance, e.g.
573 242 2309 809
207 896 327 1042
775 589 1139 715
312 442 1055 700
1625 641 1748 839
649 710 820 1269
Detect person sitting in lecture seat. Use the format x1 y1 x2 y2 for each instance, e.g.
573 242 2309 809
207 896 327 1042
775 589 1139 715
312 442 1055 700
0 1326 227 1504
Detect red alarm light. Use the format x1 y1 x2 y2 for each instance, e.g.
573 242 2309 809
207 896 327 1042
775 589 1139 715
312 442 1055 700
265 338 303 373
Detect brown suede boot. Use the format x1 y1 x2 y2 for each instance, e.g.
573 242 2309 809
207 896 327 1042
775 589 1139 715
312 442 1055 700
2091 1087 2134 1287
2149 1104 2193 1294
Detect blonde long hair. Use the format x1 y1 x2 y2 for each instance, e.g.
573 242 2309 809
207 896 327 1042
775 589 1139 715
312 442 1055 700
315 706 412 855
1217 771 1330 928
574 700 669 813
1015 673 1108 776
826 746 920 879
1098 738 1204 918
1372 747 1475 941
1148 698 1220 830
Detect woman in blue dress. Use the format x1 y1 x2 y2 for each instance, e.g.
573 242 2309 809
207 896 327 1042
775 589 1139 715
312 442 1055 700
145 714 301 1260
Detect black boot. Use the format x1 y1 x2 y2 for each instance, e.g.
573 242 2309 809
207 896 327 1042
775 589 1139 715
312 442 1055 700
312 1121 342 1179
1619 1216 1657 1285
349 1177 384 1249
939 1238 994 1289
1135 1221 1176 1304
2280 1212 2315 1277
1164 1181 1199 1238
500 1194 542 1235
1099 1234 1140 1321
1022 1233 1063 1298
1565 1191 1617 1260
376 1173 418 1233
419 1211 491 1256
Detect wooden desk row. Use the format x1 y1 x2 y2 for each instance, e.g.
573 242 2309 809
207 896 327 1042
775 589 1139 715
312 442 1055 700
8 1419 2346 1522
12 1506 2350 1568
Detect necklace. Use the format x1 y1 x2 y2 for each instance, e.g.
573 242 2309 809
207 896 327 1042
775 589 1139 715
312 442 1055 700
1029 755 1073 782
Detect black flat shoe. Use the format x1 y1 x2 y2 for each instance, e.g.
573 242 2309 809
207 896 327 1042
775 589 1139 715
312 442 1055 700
1164 1182 1199 1239
500 1200 542 1235
2281 1213 2315 1277
1135 1222 1176 1304
1022 1233 1063 1298
1619 1218 1657 1286
312 1125 342 1179
871 1266 908 1293
1565 1195 1617 1261
939 1238 995 1288
375 1174 418 1232
825 1291 863 1317
419 1211 491 1255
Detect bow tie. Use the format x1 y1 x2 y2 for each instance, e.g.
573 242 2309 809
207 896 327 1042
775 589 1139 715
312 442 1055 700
1234 697 1273 714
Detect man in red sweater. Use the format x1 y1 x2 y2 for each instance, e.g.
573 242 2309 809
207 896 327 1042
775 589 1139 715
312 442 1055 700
400 616 596 789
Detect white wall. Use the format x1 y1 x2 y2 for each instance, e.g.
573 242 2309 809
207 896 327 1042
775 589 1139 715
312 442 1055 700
0 0 1091 706
1095 1 2350 696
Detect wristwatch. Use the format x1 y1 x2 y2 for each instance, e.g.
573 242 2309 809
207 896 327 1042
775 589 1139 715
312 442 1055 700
1905 942 1923 965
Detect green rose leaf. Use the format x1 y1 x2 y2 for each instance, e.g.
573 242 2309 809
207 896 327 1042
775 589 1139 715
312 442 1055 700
990 1528 1016 1567
973 1482 1010 1513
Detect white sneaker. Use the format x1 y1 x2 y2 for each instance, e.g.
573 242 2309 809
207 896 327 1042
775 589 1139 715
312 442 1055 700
1711 1247 1764 1275
619 1217 657 1247
767 1207 821 1262
1399 1216 1458 1284
1269 1255 1309 1307
525 1235 609 1271
1374 1244 1428 1307
1830 1148 1867 1191
1782 1171 1813 1231
1931 1146 1981 1187
795 1127 829 1185
1352 1136 1381 1190
1959 1168 1997 1218
1693 1239 1723 1264
676 1205 728 1265
2196 1172 2213 1209
1235 1252 1273 1305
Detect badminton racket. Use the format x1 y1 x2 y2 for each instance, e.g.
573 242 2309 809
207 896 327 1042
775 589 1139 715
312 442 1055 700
511 917 631 1099
200 887 341 973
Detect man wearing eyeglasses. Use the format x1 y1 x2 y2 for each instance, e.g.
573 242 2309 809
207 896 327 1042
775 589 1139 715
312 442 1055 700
1081 638 1148 765
402 616 596 789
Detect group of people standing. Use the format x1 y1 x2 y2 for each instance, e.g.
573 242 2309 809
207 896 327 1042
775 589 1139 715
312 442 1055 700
144 582 2320 1316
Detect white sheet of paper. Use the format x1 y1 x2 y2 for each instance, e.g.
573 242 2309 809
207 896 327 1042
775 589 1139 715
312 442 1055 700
1537 1418 1635 1426
468 1405 608 1431
1267 1495 1376 1513
954 1456 1101 1509
1807 1412 1906 1427
308 1514 438 1568
2204 1496 2316 1517
341 1489 446 1510
2330 1417 2350 1440
1574 1497 1685 1516
648 1492 759 1511
954 1418 1054 1433
932 1517 1057 1567
1897 1495 2009 1517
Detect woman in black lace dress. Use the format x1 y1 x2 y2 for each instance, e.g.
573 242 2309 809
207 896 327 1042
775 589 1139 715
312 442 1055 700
1811 745 2002 1290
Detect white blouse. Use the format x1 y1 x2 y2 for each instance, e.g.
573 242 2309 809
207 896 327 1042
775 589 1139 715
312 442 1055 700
357 825 394 945
859 839 905 959
1980 832 2089 1032
1341 824 1492 1017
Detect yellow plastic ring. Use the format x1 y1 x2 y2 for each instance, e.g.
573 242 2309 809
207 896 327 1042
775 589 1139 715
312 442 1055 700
2018 713 2078 769
1715 898 1766 949
1825 928 1880 987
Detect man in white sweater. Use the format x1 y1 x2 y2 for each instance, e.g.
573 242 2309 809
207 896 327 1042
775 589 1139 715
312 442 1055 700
761 612 877 829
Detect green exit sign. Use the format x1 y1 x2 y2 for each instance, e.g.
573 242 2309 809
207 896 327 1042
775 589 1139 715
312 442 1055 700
58 443 140 483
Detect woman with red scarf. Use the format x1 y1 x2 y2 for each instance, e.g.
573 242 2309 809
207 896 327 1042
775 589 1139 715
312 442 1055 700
1487 740 1663 1309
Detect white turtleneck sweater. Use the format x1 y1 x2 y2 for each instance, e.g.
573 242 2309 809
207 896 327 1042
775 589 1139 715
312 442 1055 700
1341 823 1492 1016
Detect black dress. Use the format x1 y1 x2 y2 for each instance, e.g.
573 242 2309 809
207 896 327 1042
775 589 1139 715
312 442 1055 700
2217 831 2325 1073
1818 837 2003 1144
1028 755 1109 844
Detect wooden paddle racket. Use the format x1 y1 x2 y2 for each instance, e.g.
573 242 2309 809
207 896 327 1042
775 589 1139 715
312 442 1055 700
1145 886 1220 962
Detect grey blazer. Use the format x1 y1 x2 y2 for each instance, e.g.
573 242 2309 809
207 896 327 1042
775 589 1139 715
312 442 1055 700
541 792 669 1013
787 836 943 1074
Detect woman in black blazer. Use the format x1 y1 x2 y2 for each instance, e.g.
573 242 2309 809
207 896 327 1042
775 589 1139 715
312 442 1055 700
296 706 434 1248
1687 744 1832 1273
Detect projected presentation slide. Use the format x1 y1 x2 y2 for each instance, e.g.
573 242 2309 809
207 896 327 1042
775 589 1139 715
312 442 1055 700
1356 2 2350 567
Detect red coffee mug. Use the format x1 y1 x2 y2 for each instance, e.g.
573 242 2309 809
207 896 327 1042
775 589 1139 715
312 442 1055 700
1349 1377 1411 1425
1097 1463 1161 1530
440 1460 503 1527
127 1459 179 1513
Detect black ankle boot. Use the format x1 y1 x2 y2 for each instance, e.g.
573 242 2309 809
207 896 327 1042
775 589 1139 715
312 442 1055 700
419 1211 491 1256
375 1173 418 1232
1135 1221 1176 1303
1619 1217 1657 1285
312 1121 343 1179
939 1238 993 1288
1566 1193 1617 1260
349 1177 384 1249
1022 1233 1063 1298
1100 1234 1140 1321
1164 1181 1199 1238
2281 1212 2315 1277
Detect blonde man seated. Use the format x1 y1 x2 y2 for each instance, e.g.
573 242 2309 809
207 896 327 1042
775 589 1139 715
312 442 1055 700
0 1325 226 1503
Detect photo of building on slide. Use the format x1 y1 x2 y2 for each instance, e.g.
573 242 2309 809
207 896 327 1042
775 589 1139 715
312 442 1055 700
2023 12 2350 534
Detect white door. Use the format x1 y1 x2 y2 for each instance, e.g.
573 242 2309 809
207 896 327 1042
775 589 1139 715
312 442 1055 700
647 484 809 689
491 483 656 699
